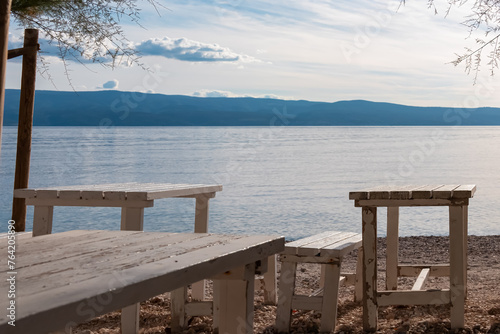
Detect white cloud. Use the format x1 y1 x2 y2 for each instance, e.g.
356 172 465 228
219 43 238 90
192 89 291 100
135 36 262 63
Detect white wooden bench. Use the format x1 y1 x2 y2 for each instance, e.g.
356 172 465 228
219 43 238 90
275 231 362 333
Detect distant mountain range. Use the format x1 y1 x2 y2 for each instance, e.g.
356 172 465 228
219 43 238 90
4 89 500 126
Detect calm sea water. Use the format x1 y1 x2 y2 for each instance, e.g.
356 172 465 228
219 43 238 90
1 126 499 239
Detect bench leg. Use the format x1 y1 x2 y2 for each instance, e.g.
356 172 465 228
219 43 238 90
170 286 188 332
33 205 54 236
121 303 140 334
275 260 297 333
320 262 342 333
261 254 278 305
213 263 255 334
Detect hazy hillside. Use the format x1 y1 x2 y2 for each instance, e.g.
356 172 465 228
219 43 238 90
4 89 500 126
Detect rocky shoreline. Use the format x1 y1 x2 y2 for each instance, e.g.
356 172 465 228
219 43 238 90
74 235 500 333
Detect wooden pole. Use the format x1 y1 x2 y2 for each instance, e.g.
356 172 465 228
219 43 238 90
0 0 12 159
12 29 38 232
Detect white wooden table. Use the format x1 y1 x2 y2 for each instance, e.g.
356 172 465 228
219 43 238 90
14 182 223 236
0 230 284 334
349 185 476 332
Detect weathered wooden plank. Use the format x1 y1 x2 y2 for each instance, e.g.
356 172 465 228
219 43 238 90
290 295 322 311
377 290 450 306
15 234 247 292
411 268 431 291
355 198 468 208
295 232 357 257
185 301 213 316
17 231 186 268
410 185 444 199
398 264 450 277
26 198 154 208
275 261 297 332
319 233 362 258
449 205 466 329
320 262 341 332
452 184 476 199
386 206 399 291
432 185 460 199
362 206 378 332
13 188 36 198
282 231 343 255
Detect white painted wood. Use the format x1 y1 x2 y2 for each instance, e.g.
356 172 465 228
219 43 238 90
354 247 363 302
170 287 188 332
291 295 322 311
275 261 297 332
184 301 213 316
449 205 466 329
32 205 53 236
320 262 341 333
452 185 476 199
377 290 450 306
411 268 430 291
261 254 277 305
282 231 343 255
432 185 460 199
280 254 339 264
121 303 140 334
355 198 469 208
295 232 358 257
194 195 210 233
386 206 399 290
26 198 154 208
191 281 206 302
0 230 284 334
120 207 144 231
362 206 378 332
411 185 445 199
213 263 255 334
276 231 362 332
398 264 449 277
320 233 363 257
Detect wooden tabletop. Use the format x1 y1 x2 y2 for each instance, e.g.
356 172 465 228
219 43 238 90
0 230 284 333
349 184 476 201
13 182 223 201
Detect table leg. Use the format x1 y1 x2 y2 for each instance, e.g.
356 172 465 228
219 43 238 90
121 303 140 334
33 205 54 236
449 205 466 329
193 196 210 301
261 254 277 305
120 206 145 333
362 206 378 332
194 196 210 233
213 263 255 334
386 207 399 290
121 207 144 231
171 287 188 332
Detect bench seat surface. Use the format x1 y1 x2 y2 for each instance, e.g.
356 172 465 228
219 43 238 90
283 231 362 257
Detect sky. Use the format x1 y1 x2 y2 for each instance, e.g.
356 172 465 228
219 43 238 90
6 0 500 107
